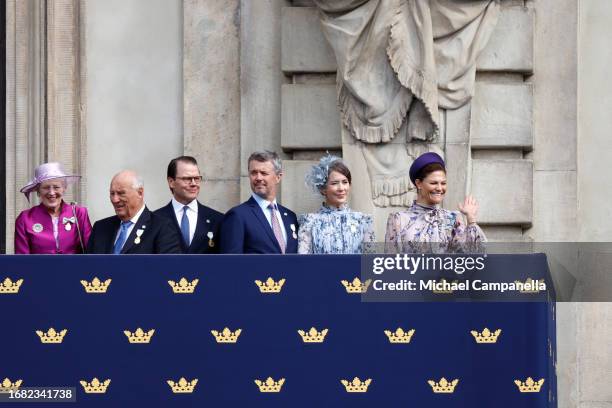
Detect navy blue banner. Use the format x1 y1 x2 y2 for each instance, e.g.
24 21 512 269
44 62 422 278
0 254 556 407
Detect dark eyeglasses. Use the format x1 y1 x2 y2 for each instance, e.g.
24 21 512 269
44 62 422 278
175 176 203 184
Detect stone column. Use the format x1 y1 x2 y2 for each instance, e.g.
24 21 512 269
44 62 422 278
5 0 48 253
184 0 241 212
5 0 86 253
46 0 85 204
531 1 579 407
240 0 289 202
576 1 612 407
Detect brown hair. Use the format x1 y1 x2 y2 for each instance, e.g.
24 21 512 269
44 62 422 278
248 150 282 174
327 161 352 185
167 156 198 179
167 156 199 194
414 163 445 182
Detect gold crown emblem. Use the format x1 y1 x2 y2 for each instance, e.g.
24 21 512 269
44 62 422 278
432 279 458 294
254 377 285 393
341 278 371 294
167 378 198 393
123 328 155 343
298 327 328 343
255 277 285 293
80 277 111 294
0 277 23 294
36 328 67 344
341 377 372 393
0 378 23 393
211 328 242 343
428 378 459 393
384 328 415 344
516 278 545 294
471 328 501 344
168 278 199 294
80 378 111 394
514 377 545 393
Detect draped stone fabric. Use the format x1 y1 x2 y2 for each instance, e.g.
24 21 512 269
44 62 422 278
314 0 500 207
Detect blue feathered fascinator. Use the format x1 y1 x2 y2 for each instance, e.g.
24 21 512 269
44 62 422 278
305 154 343 194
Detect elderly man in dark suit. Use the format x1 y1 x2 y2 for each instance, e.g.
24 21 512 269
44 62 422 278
219 151 298 254
87 170 181 254
154 156 223 253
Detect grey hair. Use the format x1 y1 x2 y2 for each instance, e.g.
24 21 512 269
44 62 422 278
112 170 144 190
132 174 144 190
248 150 282 174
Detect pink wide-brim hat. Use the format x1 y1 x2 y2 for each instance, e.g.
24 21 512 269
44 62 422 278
20 162 81 201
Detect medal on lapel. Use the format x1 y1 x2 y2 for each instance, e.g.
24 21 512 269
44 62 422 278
63 216 76 231
207 231 214 247
134 228 144 245
290 224 297 239
32 223 43 233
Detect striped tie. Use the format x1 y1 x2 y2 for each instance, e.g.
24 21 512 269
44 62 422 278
268 204 286 254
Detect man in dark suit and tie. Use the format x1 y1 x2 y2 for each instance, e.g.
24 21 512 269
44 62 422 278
87 170 182 254
219 151 298 254
154 156 223 253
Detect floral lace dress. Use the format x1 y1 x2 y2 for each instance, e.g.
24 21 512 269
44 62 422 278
298 204 375 254
385 202 486 253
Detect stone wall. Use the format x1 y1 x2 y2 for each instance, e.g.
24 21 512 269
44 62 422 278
576 1 612 407
279 1 536 240
85 0 183 222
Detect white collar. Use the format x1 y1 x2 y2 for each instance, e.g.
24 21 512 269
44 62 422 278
171 198 198 213
251 193 278 211
126 204 146 224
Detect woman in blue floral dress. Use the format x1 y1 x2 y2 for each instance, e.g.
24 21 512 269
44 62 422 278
298 156 375 254
385 152 486 253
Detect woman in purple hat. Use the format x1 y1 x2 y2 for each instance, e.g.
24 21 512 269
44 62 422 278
14 162 92 254
385 152 486 253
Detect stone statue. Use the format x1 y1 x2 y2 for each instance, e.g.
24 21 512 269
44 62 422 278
314 0 500 209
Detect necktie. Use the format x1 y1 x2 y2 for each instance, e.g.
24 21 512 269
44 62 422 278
181 206 190 247
113 221 132 254
268 204 286 254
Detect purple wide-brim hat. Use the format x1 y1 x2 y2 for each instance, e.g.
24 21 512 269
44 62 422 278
20 162 81 201
409 152 445 184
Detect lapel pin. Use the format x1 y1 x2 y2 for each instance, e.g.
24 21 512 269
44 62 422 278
207 231 214 248
290 224 297 239
33 223 43 233
206 219 210 224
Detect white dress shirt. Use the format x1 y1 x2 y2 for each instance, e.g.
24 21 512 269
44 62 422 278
251 193 287 242
172 198 198 245
114 204 146 247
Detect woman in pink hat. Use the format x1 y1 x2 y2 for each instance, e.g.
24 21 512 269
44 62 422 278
14 162 92 254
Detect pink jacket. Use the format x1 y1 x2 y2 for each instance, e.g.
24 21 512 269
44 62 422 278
14 202 92 254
